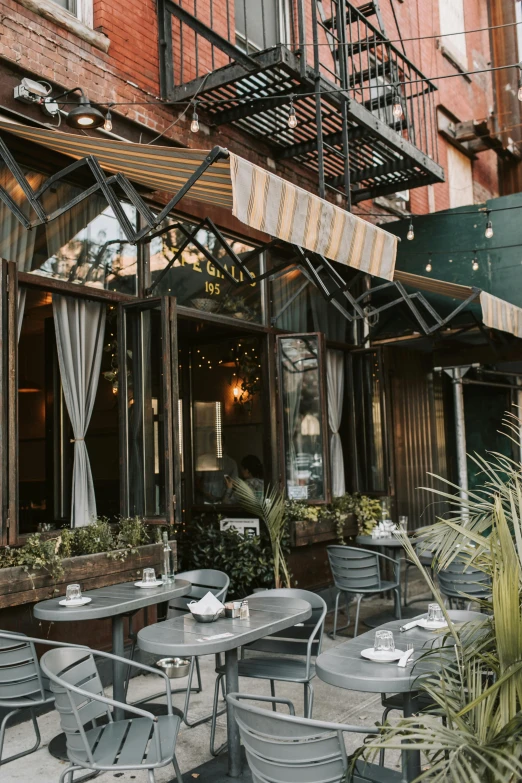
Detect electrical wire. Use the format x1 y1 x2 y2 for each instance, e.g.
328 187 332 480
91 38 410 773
145 71 212 144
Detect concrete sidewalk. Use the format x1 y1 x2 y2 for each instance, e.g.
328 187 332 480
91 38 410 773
2 584 430 782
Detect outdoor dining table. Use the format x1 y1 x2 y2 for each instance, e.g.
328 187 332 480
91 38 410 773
137 593 312 778
33 578 191 756
316 612 460 781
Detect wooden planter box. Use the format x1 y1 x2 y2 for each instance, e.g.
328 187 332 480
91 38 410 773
292 514 356 547
0 540 176 609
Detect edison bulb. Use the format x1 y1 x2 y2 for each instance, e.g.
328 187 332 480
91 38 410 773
190 112 199 133
472 260 479 271
425 262 432 272
485 221 493 239
407 222 414 241
392 101 403 119
104 113 112 132
288 106 297 129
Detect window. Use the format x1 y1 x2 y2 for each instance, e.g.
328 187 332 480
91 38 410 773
447 145 473 208
277 333 330 503
438 0 467 69
235 0 291 52
48 0 93 26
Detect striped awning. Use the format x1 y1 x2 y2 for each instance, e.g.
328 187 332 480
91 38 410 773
0 120 398 281
394 268 522 340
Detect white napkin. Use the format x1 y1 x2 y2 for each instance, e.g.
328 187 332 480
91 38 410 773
189 591 225 615
400 619 420 632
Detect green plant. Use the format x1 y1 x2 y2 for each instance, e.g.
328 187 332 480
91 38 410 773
356 419 522 782
177 516 275 598
232 480 291 589
0 533 64 585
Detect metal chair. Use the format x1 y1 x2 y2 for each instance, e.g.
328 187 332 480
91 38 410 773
327 545 401 639
0 631 55 768
227 691 402 783
209 588 326 755
41 645 183 783
437 559 491 609
403 530 435 606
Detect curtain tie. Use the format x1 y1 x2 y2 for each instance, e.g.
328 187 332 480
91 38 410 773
70 438 85 442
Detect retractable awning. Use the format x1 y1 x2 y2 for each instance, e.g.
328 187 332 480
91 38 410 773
0 120 398 281
393 269 522 340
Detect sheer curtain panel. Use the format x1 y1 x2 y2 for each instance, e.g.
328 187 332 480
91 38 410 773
327 349 345 497
52 295 106 527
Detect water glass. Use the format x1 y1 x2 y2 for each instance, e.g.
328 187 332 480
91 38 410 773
142 568 157 584
427 603 444 623
398 515 408 531
65 583 81 602
374 630 395 653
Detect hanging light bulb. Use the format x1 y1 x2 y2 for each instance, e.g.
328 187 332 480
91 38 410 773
484 211 493 239
104 108 112 132
190 102 199 133
392 90 403 119
287 96 297 129
472 255 479 271
406 221 414 241
425 253 432 273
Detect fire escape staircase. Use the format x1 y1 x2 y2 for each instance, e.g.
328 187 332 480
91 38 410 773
158 0 444 206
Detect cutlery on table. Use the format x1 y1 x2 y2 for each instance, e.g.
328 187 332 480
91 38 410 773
398 644 414 668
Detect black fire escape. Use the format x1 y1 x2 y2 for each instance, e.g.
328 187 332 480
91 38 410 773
157 0 444 206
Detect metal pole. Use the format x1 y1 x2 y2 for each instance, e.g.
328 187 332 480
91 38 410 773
452 368 469 514
112 615 125 722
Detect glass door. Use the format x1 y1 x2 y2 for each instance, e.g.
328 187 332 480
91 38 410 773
118 297 180 525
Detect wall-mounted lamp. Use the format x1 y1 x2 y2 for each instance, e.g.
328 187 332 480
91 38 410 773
41 87 105 129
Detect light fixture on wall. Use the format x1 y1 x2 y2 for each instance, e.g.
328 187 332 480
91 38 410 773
41 87 105 129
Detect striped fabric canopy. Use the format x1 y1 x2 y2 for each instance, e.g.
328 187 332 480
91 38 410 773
0 120 398 281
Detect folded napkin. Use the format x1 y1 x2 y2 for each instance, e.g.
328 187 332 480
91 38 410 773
189 591 225 615
400 619 421 632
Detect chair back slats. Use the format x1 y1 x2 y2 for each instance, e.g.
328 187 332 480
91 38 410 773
169 569 229 613
233 702 345 783
0 633 44 704
438 560 491 599
327 546 381 591
243 589 326 658
41 647 110 757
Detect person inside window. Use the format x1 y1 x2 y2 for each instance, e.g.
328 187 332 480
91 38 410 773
224 454 264 503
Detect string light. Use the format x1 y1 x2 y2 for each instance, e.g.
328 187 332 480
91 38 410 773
190 101 199 133
104 108 112 132
425 253 432 273
392 90 403 119
287 95 298 129
407 221 414 240
485 210 494 239
472 250 479 271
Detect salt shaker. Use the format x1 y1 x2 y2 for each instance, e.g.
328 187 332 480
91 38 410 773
240 599 249 619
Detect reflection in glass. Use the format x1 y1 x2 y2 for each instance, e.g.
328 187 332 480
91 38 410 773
0 165 137 294
125 308 166 517
149 220 263 322
279 335 326 501
351 351 386 493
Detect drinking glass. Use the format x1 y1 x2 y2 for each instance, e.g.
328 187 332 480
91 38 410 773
142 568 157 584
398 515 408 531
374 630 395 653
66 583 81 602
427 603 444 623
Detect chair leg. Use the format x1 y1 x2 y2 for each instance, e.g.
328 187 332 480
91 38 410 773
172 755 184 783
304 682 314 718
354 594 363 637
328 591 351 639
183 656 227 729
210 673 227 756
379 705 395 766
0 707 41 767
393 587 402 621
148 770 155 783
270 680 277 711
403 563 410 607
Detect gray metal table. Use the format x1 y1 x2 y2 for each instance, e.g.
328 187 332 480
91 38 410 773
34 579 191 736
138 594 312 778
316 611 468 781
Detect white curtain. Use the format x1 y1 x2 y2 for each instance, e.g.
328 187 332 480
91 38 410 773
52 294 106 527
284 365 304 484
0 167 45 338
327 349 345 497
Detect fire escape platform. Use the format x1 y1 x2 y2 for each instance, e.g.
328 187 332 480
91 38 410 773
167 45 443 204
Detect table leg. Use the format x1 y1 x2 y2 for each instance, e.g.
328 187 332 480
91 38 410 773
112 615 125 721
402 692 421 782
224 647 241 778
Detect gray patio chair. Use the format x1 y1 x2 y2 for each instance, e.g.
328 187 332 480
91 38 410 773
403 529 435 606
128 567 229 728
327 545 401 639
209 588 326 755
41 645 183 783
437 559 491 609
227 691 402 783
0 631 55 767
